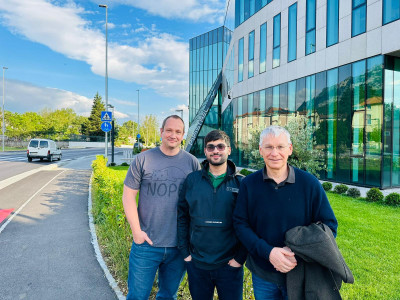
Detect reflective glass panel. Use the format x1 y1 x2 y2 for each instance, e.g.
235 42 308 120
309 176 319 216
352 3 366 37
238 38 244 82
288 3 297 62
383 0 400 24
260 23 267 73
249 31 255 78
273 14 281 68
327 69 338 179
327 0 339 47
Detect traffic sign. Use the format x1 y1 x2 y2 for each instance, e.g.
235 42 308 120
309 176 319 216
101 111 112 121
137 134 141 139
101 121 112 132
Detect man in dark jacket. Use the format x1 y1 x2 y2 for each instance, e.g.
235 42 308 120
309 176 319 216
177 130 247 300
233 125 338 300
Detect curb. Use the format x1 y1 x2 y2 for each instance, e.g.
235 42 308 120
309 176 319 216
88 173 125 300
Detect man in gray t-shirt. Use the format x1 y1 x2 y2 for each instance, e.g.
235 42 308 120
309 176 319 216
123 115 200 300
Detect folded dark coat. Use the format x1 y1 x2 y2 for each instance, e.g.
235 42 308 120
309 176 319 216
285 223 354 300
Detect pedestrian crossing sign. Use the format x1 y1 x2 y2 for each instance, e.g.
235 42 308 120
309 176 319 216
101 111 112 121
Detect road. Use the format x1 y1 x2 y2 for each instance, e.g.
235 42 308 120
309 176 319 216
0 148 125 300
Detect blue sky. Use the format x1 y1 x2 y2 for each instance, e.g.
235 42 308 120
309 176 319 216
0 0 229 127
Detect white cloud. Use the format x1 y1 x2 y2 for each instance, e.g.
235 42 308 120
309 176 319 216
1 79 93 116
101 0 225 22
0 0 190 101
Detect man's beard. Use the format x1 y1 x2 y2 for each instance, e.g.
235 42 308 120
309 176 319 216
208 155 227 166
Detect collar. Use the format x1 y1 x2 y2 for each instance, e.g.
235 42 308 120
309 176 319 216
262 164 295 187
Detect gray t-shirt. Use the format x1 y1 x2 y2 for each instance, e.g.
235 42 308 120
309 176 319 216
124 147 200 247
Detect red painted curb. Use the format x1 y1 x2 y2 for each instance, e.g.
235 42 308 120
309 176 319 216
0 209 14 223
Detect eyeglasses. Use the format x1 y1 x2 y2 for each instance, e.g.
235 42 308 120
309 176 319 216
206 144 228 152
261 145 289 153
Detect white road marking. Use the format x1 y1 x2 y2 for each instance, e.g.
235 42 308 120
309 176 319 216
0 169 66 234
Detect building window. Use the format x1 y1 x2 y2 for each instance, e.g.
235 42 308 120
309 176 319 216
273 13 281 68
260 23 267 73
238 37 244 82
327 0 339 47
306 0 316 55
248 31 255 78
383 0 400 25
352 0 366 37
250 0 255 17
288 3 297 62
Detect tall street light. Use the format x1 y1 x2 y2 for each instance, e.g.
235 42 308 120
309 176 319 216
99 4 108 161
2 67 8 152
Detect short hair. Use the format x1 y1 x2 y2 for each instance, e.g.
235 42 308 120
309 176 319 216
259 125 292 146
161 115 185 132
204 130 231 148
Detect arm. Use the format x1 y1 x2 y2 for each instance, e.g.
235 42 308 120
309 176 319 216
122 184 153 245
177 178 191 260
313 184 338 237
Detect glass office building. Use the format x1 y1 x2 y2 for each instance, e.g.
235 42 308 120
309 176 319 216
188 0 400 188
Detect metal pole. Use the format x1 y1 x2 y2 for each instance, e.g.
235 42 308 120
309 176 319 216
137 89 140 147
99 4 108 162
2 67 7 152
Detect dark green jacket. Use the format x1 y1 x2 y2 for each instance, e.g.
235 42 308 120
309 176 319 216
177 160 247 270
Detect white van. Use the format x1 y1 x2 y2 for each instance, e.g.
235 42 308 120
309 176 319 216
27 139 62 162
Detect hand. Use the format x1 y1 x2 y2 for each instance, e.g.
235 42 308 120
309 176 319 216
184 255 192 262
282 246 297 264
228 258 242 268
133 230 153 245
269 247 297 273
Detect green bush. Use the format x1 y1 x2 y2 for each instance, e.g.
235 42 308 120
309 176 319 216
240 168 254 176
384 192 400 206
366 188 384 202
347 187 361 198
120 162 129 166
322 182 332 192
334 184 349 194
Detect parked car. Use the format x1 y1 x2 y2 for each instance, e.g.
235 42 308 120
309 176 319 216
27 139 62 162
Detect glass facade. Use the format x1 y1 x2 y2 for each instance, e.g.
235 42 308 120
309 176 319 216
306 0 316 55
383 0 400 25
219 55 400 188
352 0 366 37
248 30 255 78
273 14 281 68
288 3 297 62
327 0 339 47
235 0 273 28
260 22 267 73
238 37 244 82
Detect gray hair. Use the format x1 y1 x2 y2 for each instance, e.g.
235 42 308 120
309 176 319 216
259 125 292 146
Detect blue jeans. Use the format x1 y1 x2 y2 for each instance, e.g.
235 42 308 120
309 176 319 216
126 241 185 300
186 261 243 300
252 273 288 300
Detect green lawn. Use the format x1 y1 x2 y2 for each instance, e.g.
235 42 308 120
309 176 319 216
92 161 400 299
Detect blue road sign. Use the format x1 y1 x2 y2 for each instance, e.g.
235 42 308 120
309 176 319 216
101 111 112 121
137 134 141 139
101 121 112 132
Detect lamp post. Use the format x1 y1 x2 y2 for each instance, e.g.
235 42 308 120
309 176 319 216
99 4 108 161
2 67 8 152
137 89 140 147
175 109 183 119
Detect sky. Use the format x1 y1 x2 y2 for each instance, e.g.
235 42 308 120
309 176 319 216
0 0 229 128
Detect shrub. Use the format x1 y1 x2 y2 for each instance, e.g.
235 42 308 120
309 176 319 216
334 184 348 194
120 162 129 166
366 188 384 202
322 182 332 192
384 193 400 206
240 168 254 176
347 187 361 198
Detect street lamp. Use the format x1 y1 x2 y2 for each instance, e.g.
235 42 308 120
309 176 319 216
2 67 8 152
175 109 183 119
99 4 108 161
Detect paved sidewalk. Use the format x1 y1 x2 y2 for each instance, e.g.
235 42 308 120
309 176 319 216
0 159 119 300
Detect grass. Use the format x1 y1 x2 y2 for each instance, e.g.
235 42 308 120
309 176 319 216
4 146 25 151
92 162 400 299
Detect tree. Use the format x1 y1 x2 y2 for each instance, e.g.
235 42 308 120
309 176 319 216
85 92 106 139
117 120 138 145
140 115 159 146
